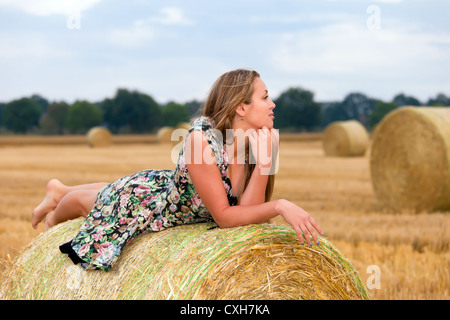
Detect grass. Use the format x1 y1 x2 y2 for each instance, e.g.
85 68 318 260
0 134 448 299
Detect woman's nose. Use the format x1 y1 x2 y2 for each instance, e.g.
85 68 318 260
270 99 276 109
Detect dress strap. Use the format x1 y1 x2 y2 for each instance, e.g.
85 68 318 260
189 117 224 167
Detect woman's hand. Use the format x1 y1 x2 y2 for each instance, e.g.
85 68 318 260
275 199 323 246
248 126 279 174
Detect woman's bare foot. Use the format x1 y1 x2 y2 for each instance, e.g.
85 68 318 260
32 179 67 229
44 210 56 231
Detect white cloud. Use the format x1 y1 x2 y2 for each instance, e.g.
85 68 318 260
273 23 450 74
1 55 227 104
269 21 450 100
0 32 75 60
0 1 447 104
108 7 193 47
109 20 155 47
374 0 403 3
0 0 103 16
150 7 194 26
110 56 227 103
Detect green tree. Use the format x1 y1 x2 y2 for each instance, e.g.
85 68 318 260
2 98 42 133
0 102 5 129
274 87 321 131
40 101 69 134
162 101 190 127
321 101 346 128
30 94 50 114
100 98 119 132
65 100 102 134
339 92 377 127
427 93 450 106
102 89 162 133
321 93 379 128
392 93 421 106
184 100 203 118
369 101 397 129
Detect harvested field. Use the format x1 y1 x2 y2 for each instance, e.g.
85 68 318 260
0 133 448 300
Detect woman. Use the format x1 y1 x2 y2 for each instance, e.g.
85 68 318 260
31 69 323 271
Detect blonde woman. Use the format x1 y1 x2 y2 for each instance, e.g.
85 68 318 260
31 69 323 271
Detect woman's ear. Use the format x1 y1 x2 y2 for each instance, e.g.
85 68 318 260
235 103 246 118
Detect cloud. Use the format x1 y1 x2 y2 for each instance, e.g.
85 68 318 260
0 0 103 16
109 20 155 47
374 0 403 3
269 20 450 100
108 7 193 47
272 22 450 74
0 1 447 104
0 33 74 60
149 7 194 26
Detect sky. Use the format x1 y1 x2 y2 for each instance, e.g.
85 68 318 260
0 0 449 105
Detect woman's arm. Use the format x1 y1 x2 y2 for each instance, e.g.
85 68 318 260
185 131 323 245
239 127 278 206
238 166 268 206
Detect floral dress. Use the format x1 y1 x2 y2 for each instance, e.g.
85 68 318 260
60 116 238 271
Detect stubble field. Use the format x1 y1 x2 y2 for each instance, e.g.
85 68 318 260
0 134 448 300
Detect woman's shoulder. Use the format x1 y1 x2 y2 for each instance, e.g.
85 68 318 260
185 116 224 164
189 116 222 146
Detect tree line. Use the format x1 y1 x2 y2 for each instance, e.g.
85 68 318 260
0 87 448 135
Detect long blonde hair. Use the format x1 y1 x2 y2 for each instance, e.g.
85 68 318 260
201 69 275 202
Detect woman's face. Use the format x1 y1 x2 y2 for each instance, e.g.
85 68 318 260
242 77 276 130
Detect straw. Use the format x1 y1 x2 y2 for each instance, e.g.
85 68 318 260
370 106 450 212
323 120 369 157
0 218 370 300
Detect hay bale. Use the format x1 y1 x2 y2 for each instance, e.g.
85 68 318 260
370 106 450 212
322 120 369 157
0 219 369 300
86 127 112 148
157 127 175 143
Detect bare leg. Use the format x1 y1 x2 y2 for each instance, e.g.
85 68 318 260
32 179 108 229
44 189 99 231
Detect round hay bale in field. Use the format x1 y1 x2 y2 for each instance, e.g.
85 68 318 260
0 219 369 300
157 127 175 143
86 127 112 148
322 120 369 157
370 106 450 212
